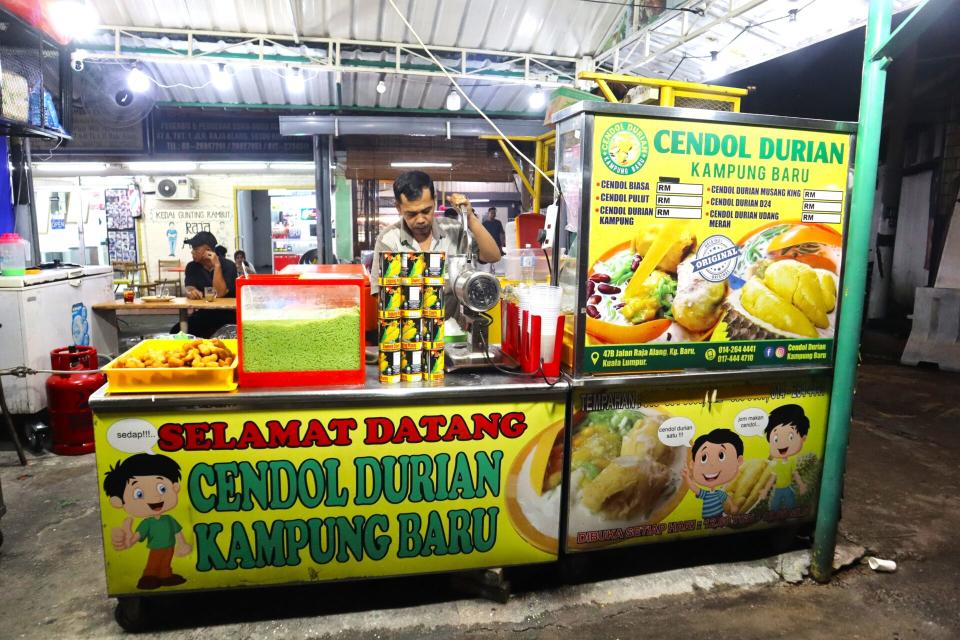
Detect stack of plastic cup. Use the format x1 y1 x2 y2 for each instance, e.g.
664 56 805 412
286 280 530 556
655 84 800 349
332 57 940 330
518 284 562 363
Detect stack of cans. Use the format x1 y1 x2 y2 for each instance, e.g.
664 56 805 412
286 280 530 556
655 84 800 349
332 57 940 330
378 251 445 384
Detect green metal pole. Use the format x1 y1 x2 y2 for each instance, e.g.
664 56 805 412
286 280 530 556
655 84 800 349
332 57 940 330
811 0 892 582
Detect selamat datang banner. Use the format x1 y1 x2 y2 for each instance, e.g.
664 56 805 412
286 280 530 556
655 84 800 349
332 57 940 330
94 400 565 596
584 115 852 373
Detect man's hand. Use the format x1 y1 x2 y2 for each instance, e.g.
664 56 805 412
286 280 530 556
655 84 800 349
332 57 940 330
447 193 473 215
111 517 138 551
201 249 220 270
185 287 203 301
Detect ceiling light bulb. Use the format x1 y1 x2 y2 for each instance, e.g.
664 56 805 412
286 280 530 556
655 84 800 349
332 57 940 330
211 64 232 91
445 90 462 111
788 9 798 22
376 80 386 94
287 68 306 93
127 67 151 93
528 85 546 110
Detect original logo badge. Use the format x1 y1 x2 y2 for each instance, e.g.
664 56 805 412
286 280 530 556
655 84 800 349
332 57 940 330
600 121 649 176
691 235 741 283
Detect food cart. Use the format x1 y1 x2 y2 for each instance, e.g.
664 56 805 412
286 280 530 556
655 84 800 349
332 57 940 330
88 99 860 629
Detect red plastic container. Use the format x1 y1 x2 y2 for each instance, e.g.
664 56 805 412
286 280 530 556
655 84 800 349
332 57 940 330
236 266 367 387
46 346 106 455
500 300 564 378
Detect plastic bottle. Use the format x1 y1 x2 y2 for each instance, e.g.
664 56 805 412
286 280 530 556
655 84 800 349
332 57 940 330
520 243 536 287
0 233 28 276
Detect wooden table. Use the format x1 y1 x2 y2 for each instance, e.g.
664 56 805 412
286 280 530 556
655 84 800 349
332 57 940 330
92 296 237 347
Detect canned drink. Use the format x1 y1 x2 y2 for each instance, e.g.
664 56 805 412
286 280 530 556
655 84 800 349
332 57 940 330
401 284 423 318
400 317 423 350
422 317 445 348
423 347 445 380
401 349 423 382
379 251 404 285
378 350 401 384
403 252 425 284
422 284 444 318
424 251 446 284
379 284 403 318
378 318 401 351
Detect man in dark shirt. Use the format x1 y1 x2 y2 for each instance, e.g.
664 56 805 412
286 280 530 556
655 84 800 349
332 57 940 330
180 231 237 337
481 207 506 251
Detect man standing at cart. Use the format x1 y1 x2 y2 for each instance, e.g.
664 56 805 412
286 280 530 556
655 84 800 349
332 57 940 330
371 171 502 290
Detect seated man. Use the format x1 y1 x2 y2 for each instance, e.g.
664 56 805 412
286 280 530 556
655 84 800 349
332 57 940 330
179 231 237 338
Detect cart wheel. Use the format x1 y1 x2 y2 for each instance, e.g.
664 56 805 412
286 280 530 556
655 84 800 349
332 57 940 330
23 422 48 454
114 596 149 632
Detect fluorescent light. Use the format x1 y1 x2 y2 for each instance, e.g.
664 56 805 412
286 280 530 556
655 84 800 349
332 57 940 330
211 64 233 91
390 162 453 168
287 67 306 93
268 162 315 172
126 161 197 172
470 199 490 203
445 90 461 111
198 162 268 171
376 80 386 94
49 1 99 40
34 162 107 174
127 67 151 93
528 85 546 110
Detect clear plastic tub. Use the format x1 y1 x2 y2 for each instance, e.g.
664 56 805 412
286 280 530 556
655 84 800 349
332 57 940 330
237 266 366 386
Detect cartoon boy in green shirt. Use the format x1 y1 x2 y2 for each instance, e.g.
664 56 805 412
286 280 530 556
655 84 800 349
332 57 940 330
762 404 809 511
103 453 192 590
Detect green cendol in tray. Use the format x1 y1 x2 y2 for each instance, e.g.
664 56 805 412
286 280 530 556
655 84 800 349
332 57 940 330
242 308 361 372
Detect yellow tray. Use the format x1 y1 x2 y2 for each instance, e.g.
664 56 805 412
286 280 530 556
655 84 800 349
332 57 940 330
103 339 238 394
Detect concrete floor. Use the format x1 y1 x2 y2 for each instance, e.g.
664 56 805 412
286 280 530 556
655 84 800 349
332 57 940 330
0 360 958 639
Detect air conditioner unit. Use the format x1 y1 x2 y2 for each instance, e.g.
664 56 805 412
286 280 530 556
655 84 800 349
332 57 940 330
156 176 198 201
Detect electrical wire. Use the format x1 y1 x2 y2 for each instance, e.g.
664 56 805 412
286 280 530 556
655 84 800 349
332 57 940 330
385 0 557 193
666 0 818 81
579 0 704 14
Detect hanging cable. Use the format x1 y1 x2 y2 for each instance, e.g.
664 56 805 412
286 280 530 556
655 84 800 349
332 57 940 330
385 0 557 193
667 0 819 80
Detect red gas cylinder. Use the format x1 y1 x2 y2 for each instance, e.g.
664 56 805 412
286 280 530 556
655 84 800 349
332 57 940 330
46 346 106 455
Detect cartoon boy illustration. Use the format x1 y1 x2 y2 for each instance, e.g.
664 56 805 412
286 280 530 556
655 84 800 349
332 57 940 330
762 404 809 511
682 428 745 519
103 453 192 590
166 222 178 256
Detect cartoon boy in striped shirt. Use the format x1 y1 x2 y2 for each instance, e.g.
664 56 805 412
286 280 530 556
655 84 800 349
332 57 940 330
682 429 745 520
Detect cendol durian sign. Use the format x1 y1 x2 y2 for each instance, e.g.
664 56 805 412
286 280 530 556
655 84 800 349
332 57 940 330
584 115 851 373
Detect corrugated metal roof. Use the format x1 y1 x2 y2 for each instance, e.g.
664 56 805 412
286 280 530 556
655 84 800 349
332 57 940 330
88 0 627 58
76 0 924 111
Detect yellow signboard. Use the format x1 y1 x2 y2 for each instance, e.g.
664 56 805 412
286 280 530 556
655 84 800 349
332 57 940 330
94 400 565 595
584 115 851 373
566 378 830 551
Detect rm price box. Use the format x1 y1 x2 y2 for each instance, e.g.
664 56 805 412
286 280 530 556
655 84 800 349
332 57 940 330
801 189 843 225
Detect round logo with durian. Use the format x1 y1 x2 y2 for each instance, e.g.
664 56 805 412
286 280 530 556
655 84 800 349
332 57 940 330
600 121 649 175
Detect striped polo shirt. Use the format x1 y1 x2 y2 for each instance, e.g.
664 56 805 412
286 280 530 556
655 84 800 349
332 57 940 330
696 488 728 519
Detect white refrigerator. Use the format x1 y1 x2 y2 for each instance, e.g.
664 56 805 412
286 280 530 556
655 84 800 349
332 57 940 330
0 266 114 415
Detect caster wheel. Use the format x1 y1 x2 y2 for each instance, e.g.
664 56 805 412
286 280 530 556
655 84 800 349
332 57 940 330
115 597 149 632
23 422 49 454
